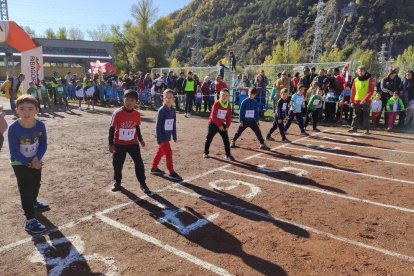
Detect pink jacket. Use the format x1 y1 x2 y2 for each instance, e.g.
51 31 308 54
0 112 7 134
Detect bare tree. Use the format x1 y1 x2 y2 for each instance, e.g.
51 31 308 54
130 0 158 31
68 28 85 40
87 24 111 41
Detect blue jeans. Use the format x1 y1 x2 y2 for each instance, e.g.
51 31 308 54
10 93 16 112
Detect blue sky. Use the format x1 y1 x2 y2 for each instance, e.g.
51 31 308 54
9 0 191 39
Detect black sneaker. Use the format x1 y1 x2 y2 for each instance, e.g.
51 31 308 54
266 136 275 141
282 138 291 143
313 128 321 132
140 183 151 194
150 167 165 175
111 182 121 192
225 155 235 161
33 201 49 211
168 172 183 181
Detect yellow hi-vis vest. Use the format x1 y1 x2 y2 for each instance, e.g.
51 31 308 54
184 80 195 92
51 77 59 88
354 77 369 101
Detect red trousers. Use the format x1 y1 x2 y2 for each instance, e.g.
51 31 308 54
371 111 381 125
388 112 398 129
152 141 174 173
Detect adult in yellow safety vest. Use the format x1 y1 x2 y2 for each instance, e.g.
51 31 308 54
182 71 197 117
349 66 375 134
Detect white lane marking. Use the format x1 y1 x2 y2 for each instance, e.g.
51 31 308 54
322 136 356 143
0 131 321 255
220 168 414 214
209 179 261 200
97 213 232 276
28 235 118 276
285 146 414 167
255 156 414 186
169 187 414 264
302 155 327 161
279 166 308 177
156 207 219 235
312 132 414 154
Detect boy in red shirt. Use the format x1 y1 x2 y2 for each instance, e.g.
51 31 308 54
203 88 234 161
109 90 149 193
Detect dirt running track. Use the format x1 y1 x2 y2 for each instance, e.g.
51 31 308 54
0 100 414 275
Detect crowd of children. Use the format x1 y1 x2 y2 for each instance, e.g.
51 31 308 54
2 62 414 235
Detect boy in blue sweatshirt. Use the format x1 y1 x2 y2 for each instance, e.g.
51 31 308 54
230 87 270 150
8 95 49 234
266 88 290 142
151 89 183 181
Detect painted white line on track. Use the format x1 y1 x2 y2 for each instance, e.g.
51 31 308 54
283 146 414 167
254 156 414 186
219 168 414 214
311 132 414 154
97 213 233 276
0 127 320 254
169 186 414 264
321 131 414 145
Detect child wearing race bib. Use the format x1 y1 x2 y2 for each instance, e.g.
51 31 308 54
203 88 234 161
266 88 290 142
56 79 69 111
84 80 95 111
150 89 183 181
27 82 42 112
40 80 53 112
109 90 149 193
230 87 270 150
195 84 203 113
75 80 85 111
8 95 49 234
385 91 405 131
370 92 382 127
284 85 309 136
305 88 323 131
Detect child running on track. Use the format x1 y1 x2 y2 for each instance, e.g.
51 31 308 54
150 89 183 181
230 87 270 150
8 95 49 234
109 90 149 193
203 88 234 161
266 88 290 142
284 85 309 136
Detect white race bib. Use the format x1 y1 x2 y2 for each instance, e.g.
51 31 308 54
295 98 303 105
217 109 227 119
20 142 39 158
282 103 287 111
240 90 247 96
245 110 255 118
119 128 136 141
57 87 64 92
196 92 202 98
393 102 398 112
313 99 320 106
327 92 334 98
164 119 174 131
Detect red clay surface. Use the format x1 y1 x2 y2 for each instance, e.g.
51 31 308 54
0 100 414 275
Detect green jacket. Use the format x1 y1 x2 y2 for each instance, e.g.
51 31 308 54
307 95 323 111
386 97 405 112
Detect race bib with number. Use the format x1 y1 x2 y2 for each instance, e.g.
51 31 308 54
282 103 287 110
196 92 202 98
57 87 64 97
217 109 227 119
164 119 174 131
240 90 247 96
393 102 398 112
295 98 304 105
313 99 320 106
245 110 255 118
119 128 136 141
20 142 39 158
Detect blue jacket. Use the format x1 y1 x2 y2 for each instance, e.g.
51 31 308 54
155 105 177 144
239 98 259 122
8 119 47 166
